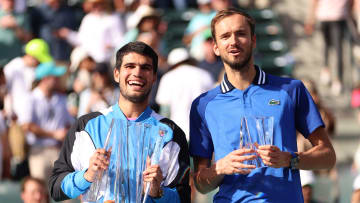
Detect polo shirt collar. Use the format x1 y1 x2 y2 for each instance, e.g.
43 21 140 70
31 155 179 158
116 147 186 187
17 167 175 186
220 65 267 94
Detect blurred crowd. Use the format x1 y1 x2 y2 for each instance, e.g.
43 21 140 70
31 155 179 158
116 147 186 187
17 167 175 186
0 0 360 203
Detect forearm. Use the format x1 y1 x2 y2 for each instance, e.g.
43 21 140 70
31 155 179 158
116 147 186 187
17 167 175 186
194 163 224 194
25 123 53 138
297 143 336 170
307 0 318 23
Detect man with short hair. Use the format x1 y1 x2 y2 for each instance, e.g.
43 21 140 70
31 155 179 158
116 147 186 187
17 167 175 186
21 176 49 203
189 8 336 202
49 41 190 203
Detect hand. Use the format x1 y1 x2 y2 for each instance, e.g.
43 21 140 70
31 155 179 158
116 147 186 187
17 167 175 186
0 15 17 29
215 148 257 175
57 27 70 39
84 148 111 182
304 22 314 35
52 128 68 141
256 145 291 168
143 158 163 197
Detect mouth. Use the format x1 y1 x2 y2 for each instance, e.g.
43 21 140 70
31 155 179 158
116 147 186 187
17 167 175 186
229 49 242 56
127 80 145 88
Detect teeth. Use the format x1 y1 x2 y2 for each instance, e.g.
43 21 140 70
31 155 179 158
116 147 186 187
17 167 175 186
128 81 144 86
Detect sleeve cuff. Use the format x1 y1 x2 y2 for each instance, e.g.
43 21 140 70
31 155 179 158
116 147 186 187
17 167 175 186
73 169 92 191
151 187 178 203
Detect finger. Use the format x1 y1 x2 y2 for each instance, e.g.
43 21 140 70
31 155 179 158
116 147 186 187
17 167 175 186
96 148 107 154
258 145 279 152
238 169 253 174
234 148 256 155
232 162 257 169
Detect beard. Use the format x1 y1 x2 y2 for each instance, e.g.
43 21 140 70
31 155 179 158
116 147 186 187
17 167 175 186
221 49 253 71
119 86 151 103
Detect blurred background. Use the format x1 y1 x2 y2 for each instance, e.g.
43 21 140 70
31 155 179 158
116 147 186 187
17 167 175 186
0 0 360 202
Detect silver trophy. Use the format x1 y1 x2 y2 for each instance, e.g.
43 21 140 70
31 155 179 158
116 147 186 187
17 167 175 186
83 119 167 203
84 119 115 202
112 120 166 203
239 116 261 168
239 116 274 168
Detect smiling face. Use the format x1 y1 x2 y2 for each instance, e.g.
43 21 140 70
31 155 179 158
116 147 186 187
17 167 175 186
114 52 156 104
213 14 256 71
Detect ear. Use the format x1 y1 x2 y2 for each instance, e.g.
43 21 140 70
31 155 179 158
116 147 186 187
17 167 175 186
213 41 220 56
113 68 120 83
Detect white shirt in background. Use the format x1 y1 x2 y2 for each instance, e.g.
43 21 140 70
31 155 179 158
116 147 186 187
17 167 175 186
66 12 125 63
156 64 214 140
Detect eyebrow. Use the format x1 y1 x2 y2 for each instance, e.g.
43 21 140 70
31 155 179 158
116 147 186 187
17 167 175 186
123 62 153 68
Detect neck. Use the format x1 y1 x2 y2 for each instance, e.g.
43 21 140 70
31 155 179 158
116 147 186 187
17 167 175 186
224 62 256 90
118 96 148 119
38 83 52 98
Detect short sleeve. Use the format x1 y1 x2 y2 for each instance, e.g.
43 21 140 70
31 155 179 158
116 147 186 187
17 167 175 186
189 97 213 159
294 81 324 138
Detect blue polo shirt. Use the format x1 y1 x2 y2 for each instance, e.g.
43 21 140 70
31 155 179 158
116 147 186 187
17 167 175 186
189 66 324 203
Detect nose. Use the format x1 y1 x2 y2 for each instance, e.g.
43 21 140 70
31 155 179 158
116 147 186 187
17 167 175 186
229 33 238 45
131 66 142 77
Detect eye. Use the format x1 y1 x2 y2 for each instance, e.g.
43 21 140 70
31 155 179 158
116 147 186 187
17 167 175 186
124 64 135 69
141 65 152 71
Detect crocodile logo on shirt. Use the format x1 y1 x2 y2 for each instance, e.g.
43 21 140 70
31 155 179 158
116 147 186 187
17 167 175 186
268 99 280 105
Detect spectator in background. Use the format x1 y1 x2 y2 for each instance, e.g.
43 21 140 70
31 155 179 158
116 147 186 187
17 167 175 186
58 0 125 63
77 62 119 117
183 0 215 61
136 31 168 112
0 0 32 66
197 28 224 82
21 62 74 183
299 170 317 203
152 0 197 10
298 77 339 202
351 83 360 123
353 174 360 203
67 47 96 117
156 47 214 139
304 0 352 95
183 0 231 61
36 0 80 64
21 176 49 203
0 66 9 180
122 4 165 47
3 39 52 124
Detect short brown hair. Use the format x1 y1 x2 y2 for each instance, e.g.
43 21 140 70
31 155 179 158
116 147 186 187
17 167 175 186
211 8 256 42
21 176 46 192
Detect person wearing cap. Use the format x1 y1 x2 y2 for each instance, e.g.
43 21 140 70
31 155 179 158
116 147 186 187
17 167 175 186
20 62 74 183
197 28 224 82
156 47 214 140
0 0 32 66
3 38 53 124
121 4 164 48
189 8 335 202
183 0 231 61
57 0 125 63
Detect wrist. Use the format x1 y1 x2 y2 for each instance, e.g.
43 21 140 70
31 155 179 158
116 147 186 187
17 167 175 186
83 169 95 182
151 187 163 199
289 152 300 170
